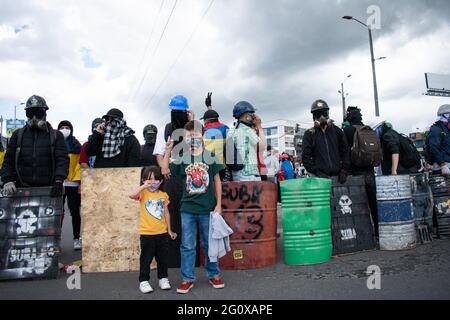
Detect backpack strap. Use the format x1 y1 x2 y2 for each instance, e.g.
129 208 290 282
15 127 29 187
49 128 57 183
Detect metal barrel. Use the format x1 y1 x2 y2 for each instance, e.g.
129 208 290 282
217 181 277 270
429 175 450 239
410 173 433 243
0 187 62 280
331 176 376 255
281 178 332 265
376 175 416 251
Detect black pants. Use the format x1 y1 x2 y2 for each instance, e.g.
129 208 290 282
354 171 379 237
139 234 169 282
63 186 81 240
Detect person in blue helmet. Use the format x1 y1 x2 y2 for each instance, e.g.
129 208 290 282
229 101 267 182
153 95 194 268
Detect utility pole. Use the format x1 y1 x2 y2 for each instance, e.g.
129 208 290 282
339 74 352 121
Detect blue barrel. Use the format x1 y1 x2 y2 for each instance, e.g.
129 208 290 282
376 175 416 251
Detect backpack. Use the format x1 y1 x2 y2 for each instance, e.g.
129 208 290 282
15 126 58 187
224 135 244 172
398 133 422 168
281 160 295 180
351 125 382 167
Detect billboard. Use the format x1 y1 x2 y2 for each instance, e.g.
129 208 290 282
5 119 26 138
425 73 450 97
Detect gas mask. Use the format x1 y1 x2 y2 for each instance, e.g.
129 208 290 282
313 109 330 129
171 110 189 130
26 108 47 130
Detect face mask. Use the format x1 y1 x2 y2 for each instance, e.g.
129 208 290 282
171 111 188 130
148 181 162 192
186 137 203 150
60 128 71 139
144 133 157 145
319 116 329 128
28 116 47 130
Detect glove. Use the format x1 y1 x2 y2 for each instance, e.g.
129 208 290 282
51 180 64 197
3 182 17 195
338 170 348 185
205 92 212 108
441 165 450 176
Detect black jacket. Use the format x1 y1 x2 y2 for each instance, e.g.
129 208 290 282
141 144 157 167
343 124 375 175
1 124 69 187
380 127 419 175
302 123 350 178
86 131 141 168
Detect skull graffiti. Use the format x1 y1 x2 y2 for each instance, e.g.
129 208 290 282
339 195 353 215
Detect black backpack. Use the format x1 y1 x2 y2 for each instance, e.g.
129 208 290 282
398 133 422 169
351 125 382 167
224 134 244 172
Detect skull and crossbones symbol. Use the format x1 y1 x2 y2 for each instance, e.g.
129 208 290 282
339 195 353 215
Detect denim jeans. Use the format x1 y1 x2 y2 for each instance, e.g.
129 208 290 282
181 212 220 282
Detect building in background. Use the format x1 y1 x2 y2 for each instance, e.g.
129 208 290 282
263 120 309 157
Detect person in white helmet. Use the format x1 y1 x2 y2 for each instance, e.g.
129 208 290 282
427 104 450 176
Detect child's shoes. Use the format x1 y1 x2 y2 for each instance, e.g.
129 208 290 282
159 278 171 290
139 281 154 294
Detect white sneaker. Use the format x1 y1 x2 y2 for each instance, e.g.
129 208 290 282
74 239 82 251
139 281 154 294
159 278 171 290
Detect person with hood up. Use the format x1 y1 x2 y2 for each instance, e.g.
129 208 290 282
301 99 350 183
80 118 103 169
86 108 141 168
1 95 68 196
428 104 450 176
58 120 83 250
141 124 158 167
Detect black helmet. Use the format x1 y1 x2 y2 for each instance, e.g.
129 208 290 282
25 95 49 110
103 108 124 120
143 124 157 135
201 109 220 121
311 99 329 113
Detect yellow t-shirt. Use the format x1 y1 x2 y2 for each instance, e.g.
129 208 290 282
139 189 170 235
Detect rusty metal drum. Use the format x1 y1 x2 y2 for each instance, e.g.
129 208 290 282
410 173 433 243
376 175 416 251
219 181 278 270
429 175 450 239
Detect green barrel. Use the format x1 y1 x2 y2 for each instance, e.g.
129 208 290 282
281 178 332 265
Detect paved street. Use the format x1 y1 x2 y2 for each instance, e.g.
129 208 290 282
1 211 450 300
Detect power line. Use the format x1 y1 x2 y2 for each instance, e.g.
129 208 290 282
127 0 165 102
132 0 179 101
144 0 215 107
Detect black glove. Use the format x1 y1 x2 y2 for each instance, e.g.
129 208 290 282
205 92 212 108
338 170 348 185
51 180 64 197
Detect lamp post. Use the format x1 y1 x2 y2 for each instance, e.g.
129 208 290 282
339 74 352 120
14 102 25 130
343 15 381 117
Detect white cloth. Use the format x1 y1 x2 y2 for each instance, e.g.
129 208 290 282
208 212 233 263
264 154 280 177
153 125 167 156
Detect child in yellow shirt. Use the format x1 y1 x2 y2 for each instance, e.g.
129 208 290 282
129 166 177 294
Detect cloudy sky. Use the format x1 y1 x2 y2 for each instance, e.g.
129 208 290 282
1 0 449 143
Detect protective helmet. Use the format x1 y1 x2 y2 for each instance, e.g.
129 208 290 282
169 95 189 110
311 99 329 113
25 95 49 110
233 101 255 119
437 104 450 116
143 124 157 135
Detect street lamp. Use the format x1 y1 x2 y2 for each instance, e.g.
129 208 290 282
339 74 352 120
342 15 381 117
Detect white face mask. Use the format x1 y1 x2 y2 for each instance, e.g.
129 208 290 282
60 128 71 139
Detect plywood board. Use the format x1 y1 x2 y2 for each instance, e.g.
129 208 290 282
81 168 141 273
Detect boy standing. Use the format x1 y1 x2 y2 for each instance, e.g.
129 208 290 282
164 120 226 294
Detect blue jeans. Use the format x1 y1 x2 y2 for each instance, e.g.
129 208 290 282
181 212 220 282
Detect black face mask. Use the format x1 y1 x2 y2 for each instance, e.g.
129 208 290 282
144 133 157 145
313 110 330 127
171 110 188 130
26 108 47 130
